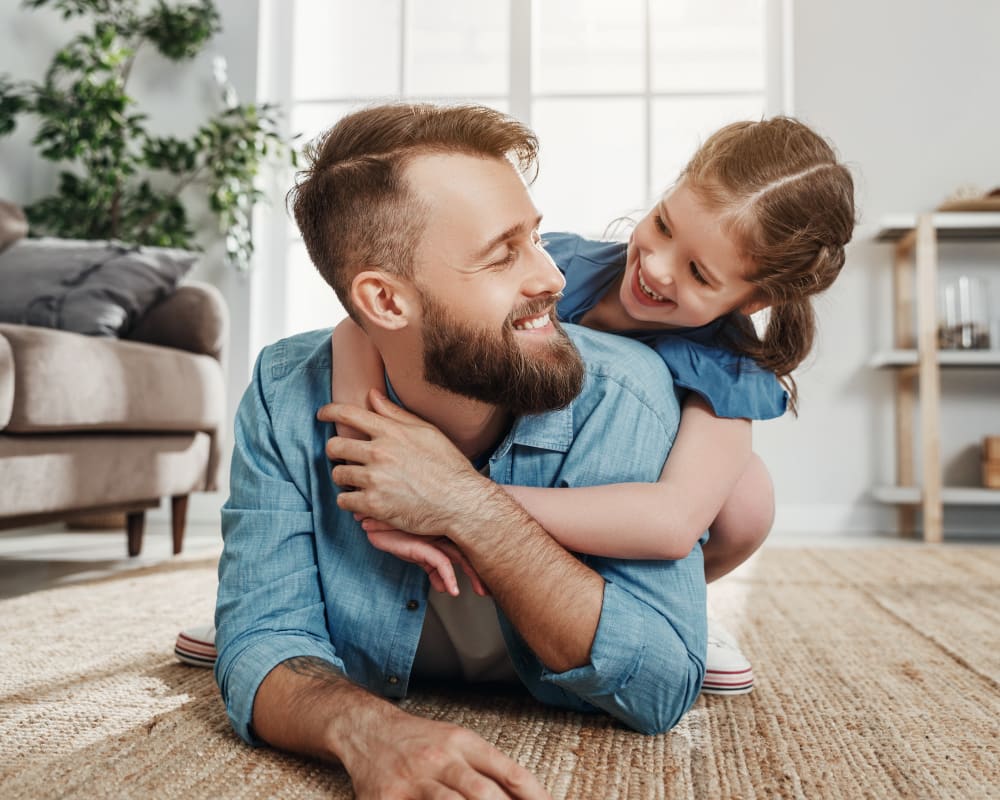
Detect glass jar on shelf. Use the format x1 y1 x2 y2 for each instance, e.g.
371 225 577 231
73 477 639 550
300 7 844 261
938 275 991 349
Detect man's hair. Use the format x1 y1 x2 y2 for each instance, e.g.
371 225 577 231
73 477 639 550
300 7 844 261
288 103 539 321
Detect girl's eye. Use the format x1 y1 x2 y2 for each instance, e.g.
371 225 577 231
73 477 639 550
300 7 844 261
653 215 671 237
689 261 709 285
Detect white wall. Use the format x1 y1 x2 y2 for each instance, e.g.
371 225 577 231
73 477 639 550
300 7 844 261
2 1 998 535
758 0 1000 535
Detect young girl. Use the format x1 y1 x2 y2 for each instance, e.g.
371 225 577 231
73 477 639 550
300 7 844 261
329 117 855 693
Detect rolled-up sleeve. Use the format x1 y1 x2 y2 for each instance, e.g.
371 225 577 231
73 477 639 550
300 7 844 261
540 552 707 735
501 330 708 735
214 351 344 745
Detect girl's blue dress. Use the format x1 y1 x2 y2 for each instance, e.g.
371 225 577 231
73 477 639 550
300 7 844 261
544 232 787 420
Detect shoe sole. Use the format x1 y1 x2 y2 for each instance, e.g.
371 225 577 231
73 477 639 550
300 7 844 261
701 683 754 695
702 666 754 695
175 632 218 668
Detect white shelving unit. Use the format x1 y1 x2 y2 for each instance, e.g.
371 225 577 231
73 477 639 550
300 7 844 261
873 211 1000 542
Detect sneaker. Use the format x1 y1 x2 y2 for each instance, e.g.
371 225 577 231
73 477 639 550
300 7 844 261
174 623 217 668
701 619 753 695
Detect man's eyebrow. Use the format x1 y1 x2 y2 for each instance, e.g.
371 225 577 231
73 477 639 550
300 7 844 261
660 201 722 286
473 214 543 261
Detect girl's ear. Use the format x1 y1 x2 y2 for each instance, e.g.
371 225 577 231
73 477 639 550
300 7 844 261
739 296 770 316
350 270 415 331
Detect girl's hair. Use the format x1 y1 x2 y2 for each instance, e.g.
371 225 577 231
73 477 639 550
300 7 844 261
682 117 856 413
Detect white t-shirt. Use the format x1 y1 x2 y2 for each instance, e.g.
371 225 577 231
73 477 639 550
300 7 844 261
411 571 518 683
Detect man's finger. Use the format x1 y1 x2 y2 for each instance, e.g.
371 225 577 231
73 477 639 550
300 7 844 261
332 464 372 490
368 389 432 427
464 743 551 800
360 519 399 534
316 402 387 435
326 436 373 464
440 765 512 800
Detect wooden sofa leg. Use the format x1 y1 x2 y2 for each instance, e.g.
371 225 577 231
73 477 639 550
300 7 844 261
126 511 145 557
171 495 189 555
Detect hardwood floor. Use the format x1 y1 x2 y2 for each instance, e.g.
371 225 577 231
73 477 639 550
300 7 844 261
0 518 223 600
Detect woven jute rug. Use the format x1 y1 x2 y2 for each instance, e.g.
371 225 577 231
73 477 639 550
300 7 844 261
1 545 997 799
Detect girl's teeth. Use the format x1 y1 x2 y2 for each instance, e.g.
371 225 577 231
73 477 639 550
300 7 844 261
514 313 551 331
638 270 667 302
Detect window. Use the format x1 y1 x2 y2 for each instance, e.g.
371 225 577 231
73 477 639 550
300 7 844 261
258 0 784 338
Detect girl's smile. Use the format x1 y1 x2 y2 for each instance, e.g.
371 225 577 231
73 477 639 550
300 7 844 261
618 179 764 330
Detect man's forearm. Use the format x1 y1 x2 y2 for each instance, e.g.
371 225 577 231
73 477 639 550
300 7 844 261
444 479 605 674
252 656 399 766
253 655 551 797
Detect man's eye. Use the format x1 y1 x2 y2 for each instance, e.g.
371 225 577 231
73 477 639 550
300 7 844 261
490 250 518 269
689 261 709 285
654 215 671 237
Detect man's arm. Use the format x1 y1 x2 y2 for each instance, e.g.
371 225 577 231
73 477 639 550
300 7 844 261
323 388 705 736
323 391 604 673
254 656 545 799
219 352 549 799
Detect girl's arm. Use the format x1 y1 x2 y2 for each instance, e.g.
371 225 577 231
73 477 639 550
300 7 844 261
503 395 752 560
331 318 387 440
332 320 486 595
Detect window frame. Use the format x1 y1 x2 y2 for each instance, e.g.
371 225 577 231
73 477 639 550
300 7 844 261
249 0 790 355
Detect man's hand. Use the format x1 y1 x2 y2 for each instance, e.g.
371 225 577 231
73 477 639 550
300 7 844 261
346 708 551 800
255 657 550 800
318 390 603 674
318 390 492 536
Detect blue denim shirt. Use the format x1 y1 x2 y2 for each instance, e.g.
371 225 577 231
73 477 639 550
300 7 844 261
215 324 707 742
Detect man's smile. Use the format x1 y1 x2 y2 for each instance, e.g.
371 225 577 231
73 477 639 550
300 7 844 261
512 310 553 331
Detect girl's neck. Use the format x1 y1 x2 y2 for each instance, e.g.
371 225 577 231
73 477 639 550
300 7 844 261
581 273 667 332
580 273 625 331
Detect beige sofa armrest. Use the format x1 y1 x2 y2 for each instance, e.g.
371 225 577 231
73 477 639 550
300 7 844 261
127 280 229 361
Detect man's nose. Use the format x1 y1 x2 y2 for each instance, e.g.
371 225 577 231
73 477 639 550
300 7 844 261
523 243 567 297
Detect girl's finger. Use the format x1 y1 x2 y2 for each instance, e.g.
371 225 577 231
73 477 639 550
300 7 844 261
436 541 490 597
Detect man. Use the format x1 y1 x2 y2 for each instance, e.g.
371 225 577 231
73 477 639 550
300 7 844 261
215 103 707 799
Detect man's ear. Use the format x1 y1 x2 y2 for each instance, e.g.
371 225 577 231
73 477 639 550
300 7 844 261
350 270 415 331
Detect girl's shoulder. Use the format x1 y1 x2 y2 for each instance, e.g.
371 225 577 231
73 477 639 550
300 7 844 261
542 232 627 273
544 232 627 324
647 319 788 420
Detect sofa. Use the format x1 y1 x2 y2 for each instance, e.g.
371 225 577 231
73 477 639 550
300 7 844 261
0 202 227 556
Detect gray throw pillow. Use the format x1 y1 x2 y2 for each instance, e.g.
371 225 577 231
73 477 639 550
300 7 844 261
0 238 197 337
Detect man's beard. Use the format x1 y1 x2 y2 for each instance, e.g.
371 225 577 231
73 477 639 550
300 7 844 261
418 289 585 416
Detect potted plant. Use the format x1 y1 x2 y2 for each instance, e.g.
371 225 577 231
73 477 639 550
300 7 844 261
0 0 296 271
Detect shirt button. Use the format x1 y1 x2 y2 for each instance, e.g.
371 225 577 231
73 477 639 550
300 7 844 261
406 600 419 611
387 675 400 685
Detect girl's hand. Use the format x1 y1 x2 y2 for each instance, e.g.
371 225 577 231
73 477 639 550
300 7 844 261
362 524 490 597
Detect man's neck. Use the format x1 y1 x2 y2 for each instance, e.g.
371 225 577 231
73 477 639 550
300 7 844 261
384 364 512 463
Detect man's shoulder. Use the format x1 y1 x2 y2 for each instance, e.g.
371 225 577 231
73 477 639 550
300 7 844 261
564 324 678 423
252 328 333 410
257 328 332 379
566 324 669 385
